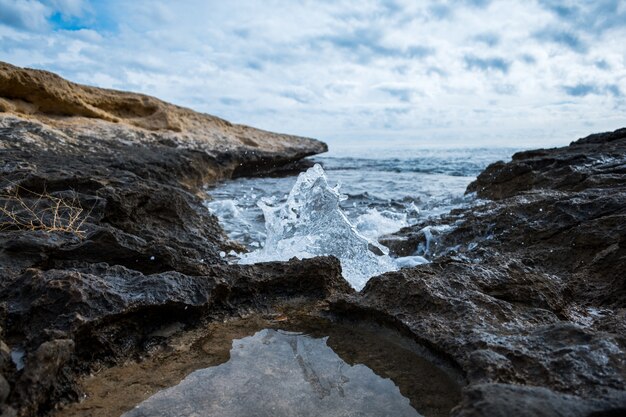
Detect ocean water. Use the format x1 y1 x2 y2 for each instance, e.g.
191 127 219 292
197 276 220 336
206 147 520 288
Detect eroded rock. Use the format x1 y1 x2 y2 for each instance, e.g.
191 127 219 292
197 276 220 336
452 383 626 417
343 128 626 415
0 62 333 416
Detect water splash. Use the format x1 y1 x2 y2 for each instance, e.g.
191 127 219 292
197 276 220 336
354 208 408 241
239 164 411 290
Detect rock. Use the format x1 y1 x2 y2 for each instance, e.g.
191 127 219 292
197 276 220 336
0 61 327 167
1 257 348 353
344 128 626 415
0 319 15 416
466 128 626 200
332 263 626 398
451 383 626 417
0 62 334 416
12 339 75 417
0 375 9 404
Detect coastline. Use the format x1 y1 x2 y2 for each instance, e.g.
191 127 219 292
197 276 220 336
1 63 625 416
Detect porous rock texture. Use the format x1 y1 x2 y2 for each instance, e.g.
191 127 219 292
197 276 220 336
0 62 340 417
345 128 626 416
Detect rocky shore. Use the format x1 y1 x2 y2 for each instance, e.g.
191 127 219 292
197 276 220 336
0 62 336 416
1 62 625 416
373 129 626 415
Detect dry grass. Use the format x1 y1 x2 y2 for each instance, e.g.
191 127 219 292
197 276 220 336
0 185 91 238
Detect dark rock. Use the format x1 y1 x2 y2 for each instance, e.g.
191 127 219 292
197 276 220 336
0 375 9 405
12 339 75 417
467 128 626 200
353 128 626 415
1 257 348 352
451 383 626 417
332 263 625 398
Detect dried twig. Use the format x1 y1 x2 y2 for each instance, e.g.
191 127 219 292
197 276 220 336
0 184 93 238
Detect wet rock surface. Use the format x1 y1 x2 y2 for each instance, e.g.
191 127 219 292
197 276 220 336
345 128 626 416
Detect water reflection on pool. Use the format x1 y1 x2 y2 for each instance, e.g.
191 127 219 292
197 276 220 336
123 329 422 417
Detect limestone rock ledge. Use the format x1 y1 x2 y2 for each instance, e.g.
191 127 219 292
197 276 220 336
0 61 327 182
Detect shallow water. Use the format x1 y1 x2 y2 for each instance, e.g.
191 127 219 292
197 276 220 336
58 314 462 417
123 329 422 417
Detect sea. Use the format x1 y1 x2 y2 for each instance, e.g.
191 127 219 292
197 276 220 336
205 146 521 289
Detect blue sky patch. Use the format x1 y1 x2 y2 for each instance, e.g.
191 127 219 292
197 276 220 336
534 29 588 53
49 12 86 31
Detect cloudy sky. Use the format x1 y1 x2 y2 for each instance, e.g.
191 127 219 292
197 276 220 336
1 0 625 148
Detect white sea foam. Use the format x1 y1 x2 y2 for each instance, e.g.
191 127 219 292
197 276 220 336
355 208 408 240
416 224 454 257
205 198 265 246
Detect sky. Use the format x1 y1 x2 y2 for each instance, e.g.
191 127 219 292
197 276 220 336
0 0 625 149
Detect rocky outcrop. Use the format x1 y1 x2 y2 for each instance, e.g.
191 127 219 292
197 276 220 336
343 128 626 416
0 61 325 162
0 62 331 416
3 257 348 416
0 61 327 181
467 127 626 200
2 60 625 416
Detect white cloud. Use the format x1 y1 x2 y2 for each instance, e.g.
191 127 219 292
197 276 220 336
0 0 51 31
0 0 624 148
